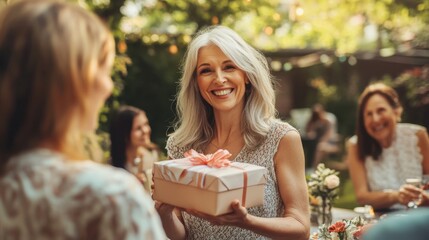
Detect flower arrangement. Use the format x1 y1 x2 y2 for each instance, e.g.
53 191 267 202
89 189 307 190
311 216 370 240
308 163 340 201
308 163 340 224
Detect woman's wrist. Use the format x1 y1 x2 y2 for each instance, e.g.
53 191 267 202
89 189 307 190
235 212 254 230
387 190 401 205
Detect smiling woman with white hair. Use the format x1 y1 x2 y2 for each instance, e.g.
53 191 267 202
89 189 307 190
156 25 310 240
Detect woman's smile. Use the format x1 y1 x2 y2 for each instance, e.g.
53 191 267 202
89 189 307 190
212 88 233 96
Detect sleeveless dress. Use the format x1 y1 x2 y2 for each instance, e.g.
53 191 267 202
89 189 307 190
0 149 166 240
365 123 425 191
350 123 425 193
166 121 298 239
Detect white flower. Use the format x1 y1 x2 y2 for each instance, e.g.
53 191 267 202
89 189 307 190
330 232 340 240
324 175 340 189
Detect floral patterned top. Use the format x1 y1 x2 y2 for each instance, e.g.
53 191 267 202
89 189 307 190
0 149 166 240
166 120 298 239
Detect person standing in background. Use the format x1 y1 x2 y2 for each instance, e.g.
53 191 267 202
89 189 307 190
0 1 166 239
305 103 339 168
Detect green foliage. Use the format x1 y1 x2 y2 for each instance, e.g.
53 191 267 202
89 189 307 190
118 41 182 149
98 55 132 132
377 66 429 128
391 66 429 108
82 0 429 157
141 0 280 32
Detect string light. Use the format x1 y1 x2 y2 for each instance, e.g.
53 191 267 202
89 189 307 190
211 16 219 25
169 44 178 54
264 26 274 35
117 40 127 54
270 60 282 71
289 1 304 21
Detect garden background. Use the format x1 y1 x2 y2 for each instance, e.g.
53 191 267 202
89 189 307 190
2 0 428 209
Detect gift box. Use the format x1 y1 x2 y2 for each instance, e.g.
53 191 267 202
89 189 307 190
153 150 267 216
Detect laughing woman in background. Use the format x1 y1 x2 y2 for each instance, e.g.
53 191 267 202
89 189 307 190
346 83 429 210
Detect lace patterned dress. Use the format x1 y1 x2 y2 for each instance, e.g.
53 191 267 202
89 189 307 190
0 149 166 240
364 124 425 191
350 123 425 195
166 120 297 239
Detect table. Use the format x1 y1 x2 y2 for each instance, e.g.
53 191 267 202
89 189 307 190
310 207 361 234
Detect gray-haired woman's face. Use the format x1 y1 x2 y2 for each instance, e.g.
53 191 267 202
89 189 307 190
195 45 247 113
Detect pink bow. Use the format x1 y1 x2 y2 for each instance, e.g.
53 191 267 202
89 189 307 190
184 149 232 168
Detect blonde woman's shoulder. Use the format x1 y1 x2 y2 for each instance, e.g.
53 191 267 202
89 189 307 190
271 119 298 133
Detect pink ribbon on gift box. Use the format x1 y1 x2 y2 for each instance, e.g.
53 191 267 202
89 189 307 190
181 149 248 207
184 149 232 168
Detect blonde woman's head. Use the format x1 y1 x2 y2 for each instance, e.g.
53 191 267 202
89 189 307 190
0 0 115 162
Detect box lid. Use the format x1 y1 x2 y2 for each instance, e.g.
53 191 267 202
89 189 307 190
153 158 267 192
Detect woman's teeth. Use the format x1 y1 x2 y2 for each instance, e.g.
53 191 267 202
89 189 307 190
374 125 385 132
213 89 232 96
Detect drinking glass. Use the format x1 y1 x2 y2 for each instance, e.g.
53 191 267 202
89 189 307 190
415 175 429 206
422 175 429 190
405 178 422 208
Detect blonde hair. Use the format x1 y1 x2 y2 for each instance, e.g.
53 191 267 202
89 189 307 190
0 0 115 165
170 26 278 150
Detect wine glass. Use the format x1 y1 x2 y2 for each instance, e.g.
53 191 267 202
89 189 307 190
405 178 422 209
414 175 429 206
421 175 429 190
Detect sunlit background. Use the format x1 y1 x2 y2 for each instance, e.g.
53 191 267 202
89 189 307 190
1 0 427 165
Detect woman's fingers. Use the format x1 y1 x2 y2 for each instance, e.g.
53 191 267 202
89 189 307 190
399 185 423 205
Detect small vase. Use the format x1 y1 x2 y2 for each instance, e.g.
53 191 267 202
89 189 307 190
317 197 332 225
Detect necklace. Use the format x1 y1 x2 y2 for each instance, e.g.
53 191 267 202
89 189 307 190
210 140 230 149
210 135 233 149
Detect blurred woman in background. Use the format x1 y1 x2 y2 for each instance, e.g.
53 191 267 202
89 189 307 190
0 1 165 238
346 83 429 210
109 105 160 191
305 103 339 168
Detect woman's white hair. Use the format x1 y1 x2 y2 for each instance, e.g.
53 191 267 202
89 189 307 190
170 25 279 150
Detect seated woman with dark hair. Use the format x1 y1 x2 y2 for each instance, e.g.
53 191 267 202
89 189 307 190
346 83 429 210
109 105 160 191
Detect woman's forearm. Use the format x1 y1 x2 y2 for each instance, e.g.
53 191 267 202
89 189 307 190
237 214 310 240
159 209 186 240
356 190 399 210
